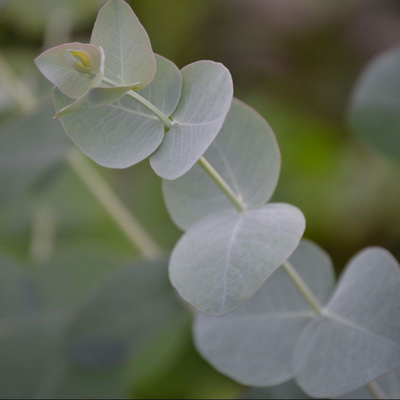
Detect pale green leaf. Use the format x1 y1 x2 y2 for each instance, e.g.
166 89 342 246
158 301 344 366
170 204 305 315
35 43 103 99
91 0 156 89
350 45 400 160
53 55 181 168
163 99 281 230
295 248 400 398
0 106 71 205
194 240 334 386
151 61 233 180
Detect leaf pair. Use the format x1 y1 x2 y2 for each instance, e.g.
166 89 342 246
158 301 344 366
163 100 305 315
0 255 188 398
194 241 400 398
36 0 234 180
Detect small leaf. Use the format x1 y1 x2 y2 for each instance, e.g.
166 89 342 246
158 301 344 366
295 248 400 398
0 105 71 205
91 0 156 89
151 61 234 180
66 49 95 73
350 45 400 161
170 204 305 315
194 240 334 386
163 99 281 230
53 55 181 168
35 43 103 99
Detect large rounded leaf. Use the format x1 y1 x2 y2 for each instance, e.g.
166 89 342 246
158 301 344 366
350 45 400 160
91 0 156 89
0 106 71 205
35 43 103 99
194 240 334 386
295 248 400 398
163 99 281 230
151 61 234 180
170 204 305 315
53 55 182 168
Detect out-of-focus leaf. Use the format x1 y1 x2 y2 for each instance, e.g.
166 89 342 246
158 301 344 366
170 204 305 315
339 369 400 399
0 315 67 399
163 98 281 230
350 45 400 161
53 56 181 168
242 380 311 399
150 61 233 180
91 0 156 89
295 248 400 398
194 240 334 386
35 43 103 99
0 105 71 205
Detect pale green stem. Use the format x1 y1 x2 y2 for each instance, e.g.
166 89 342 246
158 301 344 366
198 156 247 213
66 148 162 260
29 202 56 264
101 76 174 129
282 260 323 316
0 53 38 113
100 77 248 213
366 381 388 400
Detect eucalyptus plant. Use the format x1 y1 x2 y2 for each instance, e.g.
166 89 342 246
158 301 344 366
30 0 400 399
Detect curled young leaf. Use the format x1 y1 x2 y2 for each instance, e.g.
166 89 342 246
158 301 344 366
170 204 306 316
35 43 104 99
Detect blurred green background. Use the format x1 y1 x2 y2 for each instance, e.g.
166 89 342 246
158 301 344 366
0 0 400 398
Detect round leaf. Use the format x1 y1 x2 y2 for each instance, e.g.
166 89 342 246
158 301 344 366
350 45 400 160
295 248 400 398
151 61 234 180
194 240 334 386
91 0 156 89
163 98 281 230
170 204 306 316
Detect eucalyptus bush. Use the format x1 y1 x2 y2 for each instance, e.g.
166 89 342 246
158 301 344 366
1 0 399 398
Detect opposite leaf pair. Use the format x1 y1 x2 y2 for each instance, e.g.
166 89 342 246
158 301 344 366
194 241 400 398
35 0 234 180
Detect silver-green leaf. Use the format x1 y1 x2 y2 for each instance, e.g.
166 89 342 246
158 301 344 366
53 55 181 168
151 61 234 180
91 0 156 89
194 240 334 386
35 43 103 99
170 204 306 316
295 248 400 398
163 98 281 230
350 45 400 160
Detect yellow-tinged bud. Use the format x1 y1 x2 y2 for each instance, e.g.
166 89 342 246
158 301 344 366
66 49 95 73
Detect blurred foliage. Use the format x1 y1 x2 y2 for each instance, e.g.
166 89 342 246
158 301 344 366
0 0 400 398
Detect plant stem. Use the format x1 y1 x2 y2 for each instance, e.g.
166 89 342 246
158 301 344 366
198 156 247 213
0 53 38 113
282 260 323 316
366 382 388 400
101 77 174 129
66 148 162 260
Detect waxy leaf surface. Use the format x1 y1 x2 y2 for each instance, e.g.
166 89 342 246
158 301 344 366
163 99 281 230
53 56 181 168
170 204 305 315
35 43 103 99
91 0 156 89
151 61 233 180
350 45 400 160
194 240 334 386
295 248 400 398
